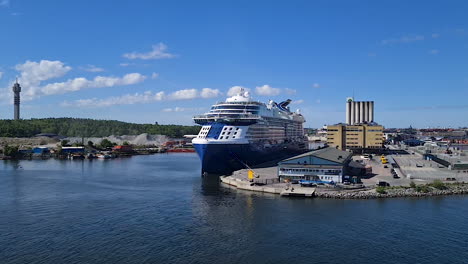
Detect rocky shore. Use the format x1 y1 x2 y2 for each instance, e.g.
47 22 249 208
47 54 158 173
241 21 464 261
315 184 468 199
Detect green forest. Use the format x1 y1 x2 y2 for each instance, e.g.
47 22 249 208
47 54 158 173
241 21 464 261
0 118 200 138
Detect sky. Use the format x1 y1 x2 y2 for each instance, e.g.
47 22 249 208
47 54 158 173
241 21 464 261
0 0 467 128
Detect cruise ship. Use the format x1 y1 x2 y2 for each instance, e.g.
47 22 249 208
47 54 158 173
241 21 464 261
192 89 308 174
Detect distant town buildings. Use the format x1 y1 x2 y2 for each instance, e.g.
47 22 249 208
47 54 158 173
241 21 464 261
12 80 21 120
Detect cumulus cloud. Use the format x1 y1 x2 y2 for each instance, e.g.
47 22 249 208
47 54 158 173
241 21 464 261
123 43 176 60
40 73 146 96
0 0 9 7
227 86 250 96
200 88 222 98
0 72 3 79
162 107 205 113
255 84 280 96
80 65 105 72
381 35 425 45
62 91 165 108
312 83 320 88
151 72 159 79
291 99 304 105
162 107 185 112
431 33 440 38
16 60 72 88
168 89 198 100
284 88 296 95
228 85 295 97
63 88 222 108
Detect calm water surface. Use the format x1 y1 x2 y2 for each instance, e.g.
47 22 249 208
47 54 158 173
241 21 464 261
1 154 468 264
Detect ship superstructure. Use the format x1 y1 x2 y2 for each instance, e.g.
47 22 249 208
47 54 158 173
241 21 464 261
192 89 307 174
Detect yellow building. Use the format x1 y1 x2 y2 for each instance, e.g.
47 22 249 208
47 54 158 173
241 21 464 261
326 124 384 151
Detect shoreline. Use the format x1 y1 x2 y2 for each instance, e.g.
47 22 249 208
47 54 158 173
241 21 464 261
220 176 468 199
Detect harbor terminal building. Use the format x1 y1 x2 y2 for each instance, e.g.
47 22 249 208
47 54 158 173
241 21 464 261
277 147 353 183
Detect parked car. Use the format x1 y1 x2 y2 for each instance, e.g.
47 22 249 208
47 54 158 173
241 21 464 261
377 181 390 187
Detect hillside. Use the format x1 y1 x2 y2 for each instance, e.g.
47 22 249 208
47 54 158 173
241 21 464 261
0 118 200 138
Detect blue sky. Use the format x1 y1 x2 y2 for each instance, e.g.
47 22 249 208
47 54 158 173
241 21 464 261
0 0 467 128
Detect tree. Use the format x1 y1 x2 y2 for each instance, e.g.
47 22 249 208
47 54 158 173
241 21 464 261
100 139 115 149
0 118 200 138
4 145 19 158
87 141 94 147
123 141 130 146
61 139 70 146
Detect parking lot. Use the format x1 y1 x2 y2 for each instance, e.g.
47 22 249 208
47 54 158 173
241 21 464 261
356 155 412 187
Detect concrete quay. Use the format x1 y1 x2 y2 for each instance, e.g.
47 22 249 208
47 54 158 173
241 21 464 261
220 175 316 197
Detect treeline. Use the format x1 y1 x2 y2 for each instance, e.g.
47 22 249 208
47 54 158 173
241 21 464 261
0 118 200 138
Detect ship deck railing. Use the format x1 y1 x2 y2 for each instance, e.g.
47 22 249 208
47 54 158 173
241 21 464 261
193 114 261 120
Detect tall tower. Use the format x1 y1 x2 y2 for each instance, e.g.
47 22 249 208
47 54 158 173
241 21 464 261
12 79 21 120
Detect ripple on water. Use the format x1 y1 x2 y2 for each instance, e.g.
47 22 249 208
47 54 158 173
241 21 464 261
1 155 468 264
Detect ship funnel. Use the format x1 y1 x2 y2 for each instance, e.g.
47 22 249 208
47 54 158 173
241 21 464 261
278 99 292 112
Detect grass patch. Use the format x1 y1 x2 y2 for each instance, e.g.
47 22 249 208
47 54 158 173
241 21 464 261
429 180 447 190
415 185 430 193
376 186 387 194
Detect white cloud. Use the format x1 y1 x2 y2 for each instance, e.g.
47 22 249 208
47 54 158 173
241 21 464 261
63 88 222 108
62 91 165 108
16 60 72 88
291 99 304 105
40 73 146 96
123 43 176 60
381 35 425 45
429 49 439 55
312 83 320 88
162 107 185 112
162 107 205 113
119 63 132 67
255 84 280 96
431 33 440 38
315 99 321 104
0 0 9 7
0 72 3 79
284 88 296 95
168 89 198 100
200 88 221 98
80 65 105 72
227 86 250 96
151 72 159 79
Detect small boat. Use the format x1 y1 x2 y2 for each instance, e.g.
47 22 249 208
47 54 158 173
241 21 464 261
97 154 112 159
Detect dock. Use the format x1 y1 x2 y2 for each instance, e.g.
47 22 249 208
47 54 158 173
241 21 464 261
220 175 316 197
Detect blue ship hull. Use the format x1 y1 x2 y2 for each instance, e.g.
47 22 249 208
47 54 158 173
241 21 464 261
194 142 307 175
